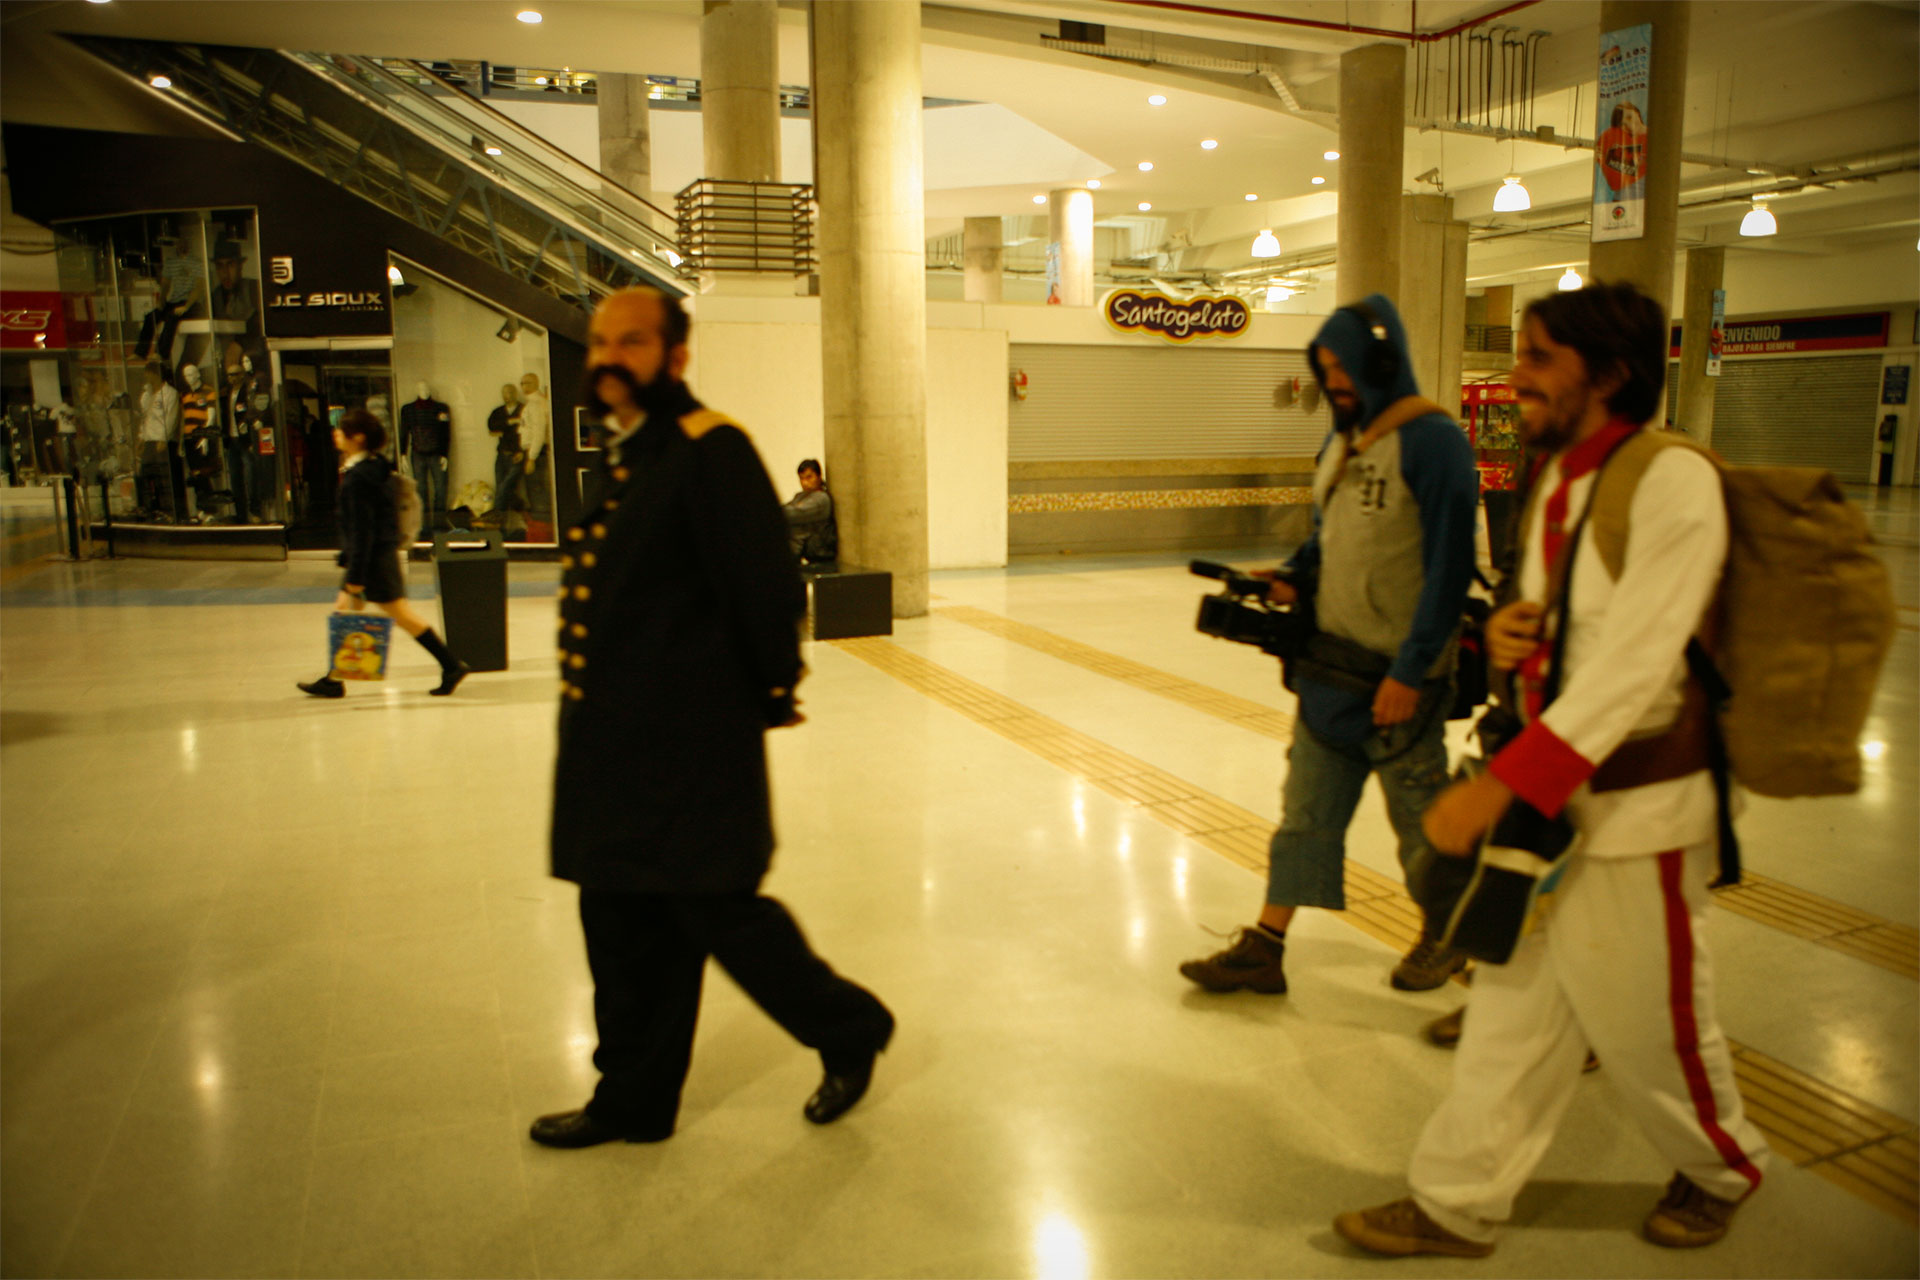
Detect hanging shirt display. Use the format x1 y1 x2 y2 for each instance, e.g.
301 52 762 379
402 397 451 456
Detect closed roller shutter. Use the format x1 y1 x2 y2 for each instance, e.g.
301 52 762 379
1009 343 1324 460
1704 355 1881 481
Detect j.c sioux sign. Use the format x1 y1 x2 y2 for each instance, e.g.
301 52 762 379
1102 289 1250 344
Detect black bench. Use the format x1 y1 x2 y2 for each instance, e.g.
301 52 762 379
802 564 893 639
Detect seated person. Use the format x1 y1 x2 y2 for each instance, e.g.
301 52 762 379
783 458 838 567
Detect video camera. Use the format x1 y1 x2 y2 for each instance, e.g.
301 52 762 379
1191 560 1310 660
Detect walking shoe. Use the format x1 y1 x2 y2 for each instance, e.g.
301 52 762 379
1334 1197 1495 1258
298 676 345 698
1392 938 1468 991
1178 927 1287 993
430 661 470 697
1643 1173 1743 1248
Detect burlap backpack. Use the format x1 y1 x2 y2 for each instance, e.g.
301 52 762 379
1582 431 1895 798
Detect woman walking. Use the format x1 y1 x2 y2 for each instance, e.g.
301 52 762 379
299 408 468 698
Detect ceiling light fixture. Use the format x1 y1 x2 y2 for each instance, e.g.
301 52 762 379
534 76 549 85
1323 149 1340 161
1740 200 1777 237
1265 284 1294 305
1147 94 1167 106
1492 174 1531 212
1087 180 1101 190
1244 193 1258 202
485 146 503 156
1137 202 1153 212
1138 161 1153 172
665 250 684 267
1558 266 1584 291
1251 228 1281 258
517 9 543 22
148 74 172 89
387 264 405 284
1032 194 1047 204
1310 176 1325 185
1200 139 1218 151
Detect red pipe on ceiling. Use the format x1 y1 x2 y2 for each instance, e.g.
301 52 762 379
1110 0 1541 43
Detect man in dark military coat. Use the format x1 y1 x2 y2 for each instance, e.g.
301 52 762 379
530 288 894 1149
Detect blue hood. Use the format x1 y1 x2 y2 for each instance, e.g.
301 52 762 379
1308 293 1422 426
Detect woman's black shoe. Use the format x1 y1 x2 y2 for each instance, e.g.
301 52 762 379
297 676 345 698
430 661 470 697
527 1108 671 1149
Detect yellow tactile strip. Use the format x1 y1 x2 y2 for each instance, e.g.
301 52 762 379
1009 486 1314 514
1716 874 1920 980
936 605 1295 742
941 604 1920 984
830 633 1920 1224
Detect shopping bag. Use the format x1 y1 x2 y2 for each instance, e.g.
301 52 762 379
328 611 394 681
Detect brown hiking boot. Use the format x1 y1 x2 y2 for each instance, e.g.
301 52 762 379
1392 938 1468 991
1334 1197 1495 1258
1643 1173 1744 1248
1178 927 1287 993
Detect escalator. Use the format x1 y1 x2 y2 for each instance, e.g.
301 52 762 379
66 36 689 313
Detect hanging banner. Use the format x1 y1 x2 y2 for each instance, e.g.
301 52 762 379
1591 23 1651 243
1707 289 1726 377
1101 289 1250 343
1669 311 1889 357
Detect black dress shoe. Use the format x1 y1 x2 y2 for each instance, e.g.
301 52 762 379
528 1108 671 1149
297 676 345 699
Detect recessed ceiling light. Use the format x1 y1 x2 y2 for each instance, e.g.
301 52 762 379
1311 176 1325 185
517 9 543 22
534 76 549 85
1245 193 1258 201
1138 161 1153 172
1032 195 1047 204
485 146 503 156
1147 94 1167 106
1087 180 1101 190
149 74 172 89
1323 149 1340 160
1138 202 1152 211
1200 139 1218 151
387 264 404 284
85 0 110 5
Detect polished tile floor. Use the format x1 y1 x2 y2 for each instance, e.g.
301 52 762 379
1 489 1915 1278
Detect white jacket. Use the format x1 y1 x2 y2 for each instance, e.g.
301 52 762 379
1490 426 1727 858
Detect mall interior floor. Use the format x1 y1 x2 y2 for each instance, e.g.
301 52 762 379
1 488 1915 1278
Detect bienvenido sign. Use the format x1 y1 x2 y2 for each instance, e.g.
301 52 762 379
1102 289 1251 344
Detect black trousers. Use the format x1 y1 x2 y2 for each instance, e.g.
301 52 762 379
579 888 893 1135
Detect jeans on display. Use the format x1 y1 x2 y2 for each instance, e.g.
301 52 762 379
493 451 525 515
135 299 186 365
251 451 277 521
1264 686 1469 938
416 453 447 534
225 438 252 519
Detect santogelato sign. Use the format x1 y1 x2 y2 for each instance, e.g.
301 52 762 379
1102 289 1250 344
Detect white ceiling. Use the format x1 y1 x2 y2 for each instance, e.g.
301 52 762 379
4 0 1916 293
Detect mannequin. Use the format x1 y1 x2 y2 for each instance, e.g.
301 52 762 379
178 363 222 521
401 380 451 538
489 381 525 518
516 370 551 519
229 354 276 522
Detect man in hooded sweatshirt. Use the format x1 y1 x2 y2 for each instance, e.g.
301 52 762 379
1178 293 1479 995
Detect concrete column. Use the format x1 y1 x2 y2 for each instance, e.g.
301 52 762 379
813 0 930 616
1335 43 1406 305
700 0 780 183
1587 0 1689 323
596 72 652 203
963 217 1004 304
1674 245 1724 442
1046 187 1095 306
1398 193 1469 415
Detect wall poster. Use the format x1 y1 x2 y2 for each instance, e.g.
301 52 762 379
1707 289 1726 377
1592 23 1651 243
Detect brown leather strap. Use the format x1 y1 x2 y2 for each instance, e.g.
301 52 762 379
1589 676 1713 792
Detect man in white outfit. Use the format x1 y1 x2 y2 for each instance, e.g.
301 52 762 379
1334 280 1769 1258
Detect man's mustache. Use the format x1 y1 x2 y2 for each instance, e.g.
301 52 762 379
584 363 647 416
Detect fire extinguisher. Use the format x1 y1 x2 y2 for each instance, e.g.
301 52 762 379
1010 369 1029 402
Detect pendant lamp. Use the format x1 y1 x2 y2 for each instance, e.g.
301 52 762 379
1492 175 1531 212
1739 200 1777 237
1251 229 1281 258
1557 267 1583 291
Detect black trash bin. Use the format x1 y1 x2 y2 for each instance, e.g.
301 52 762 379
433 530 508 672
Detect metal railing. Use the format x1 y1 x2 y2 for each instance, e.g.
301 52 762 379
1465 323 1514 353
676 181 816 275
67 37 688 311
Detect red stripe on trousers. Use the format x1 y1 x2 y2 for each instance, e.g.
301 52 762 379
1659 849 1764 1195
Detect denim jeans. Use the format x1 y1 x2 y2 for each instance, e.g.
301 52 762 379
416 454 447 534
1264 689 1468 939
493 450 525 514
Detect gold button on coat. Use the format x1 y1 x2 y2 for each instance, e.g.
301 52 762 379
571 623 588 638
581 552 597 568
613 467 631 482
569 654 586 669
573 585 590 601
568 528 585 541
591 523 607 539
567 686 585 701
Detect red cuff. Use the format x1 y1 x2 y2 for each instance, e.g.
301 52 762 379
1489 719 1596 818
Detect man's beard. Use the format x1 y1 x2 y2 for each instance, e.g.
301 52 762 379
1517 380 1591 451
585 362 681 420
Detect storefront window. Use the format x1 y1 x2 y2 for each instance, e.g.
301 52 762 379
388 256 556 545
50 208 283 525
